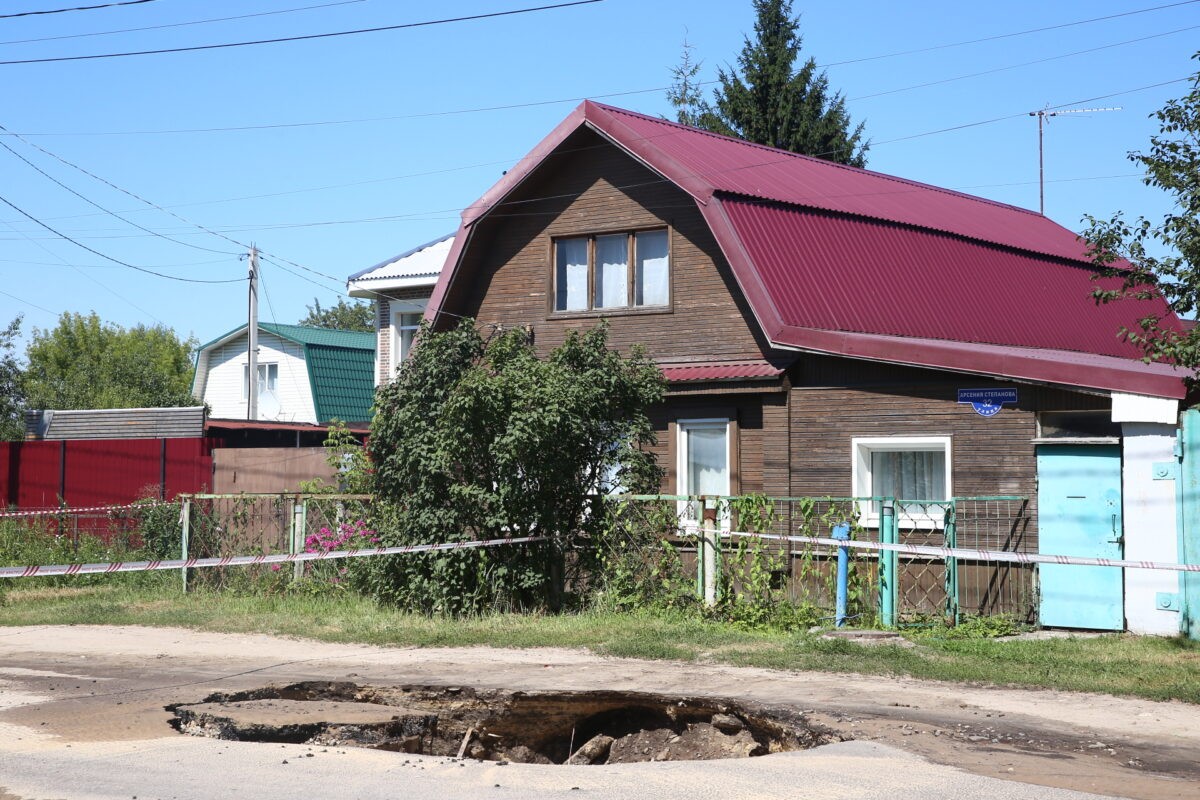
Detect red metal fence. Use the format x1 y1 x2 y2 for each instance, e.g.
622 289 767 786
0 438 213 509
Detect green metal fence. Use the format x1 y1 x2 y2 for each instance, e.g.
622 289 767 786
622 494 1033 626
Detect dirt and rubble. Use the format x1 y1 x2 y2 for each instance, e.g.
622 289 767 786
167 682 839 764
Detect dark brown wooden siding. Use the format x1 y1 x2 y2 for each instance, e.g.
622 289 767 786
788 355 1112 545
446 128 769 362
647 393 771 496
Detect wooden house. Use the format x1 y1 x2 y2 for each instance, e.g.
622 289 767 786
419 101 1190 634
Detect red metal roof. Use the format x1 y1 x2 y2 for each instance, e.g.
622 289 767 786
660 361 785 383
718 200 1170 360
584 103 1094 263
428 101 1189 399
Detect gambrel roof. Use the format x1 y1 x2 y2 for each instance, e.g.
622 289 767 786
192 323 376 423
429 101 1187 399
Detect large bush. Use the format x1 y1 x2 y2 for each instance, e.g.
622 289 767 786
361 320 665 614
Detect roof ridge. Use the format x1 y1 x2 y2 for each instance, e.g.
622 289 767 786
587 101 1046 221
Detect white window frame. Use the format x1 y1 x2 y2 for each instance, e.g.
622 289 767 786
391 311 422 378
677 418 732 530
242 363 278 400
552 228 671 313
852 436 952 528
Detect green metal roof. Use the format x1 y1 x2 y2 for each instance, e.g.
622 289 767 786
196 322 376 424
306 343 376 424
259 322 375 350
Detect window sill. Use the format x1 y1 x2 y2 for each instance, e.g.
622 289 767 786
548 305 672 321
1031 437 1119 445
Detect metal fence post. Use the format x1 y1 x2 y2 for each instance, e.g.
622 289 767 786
833 522 850 627
701 496 718 606
879 499 896 627
180 497 190 594
945 502 959 625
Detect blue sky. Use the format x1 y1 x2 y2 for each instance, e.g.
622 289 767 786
1 0 1197 351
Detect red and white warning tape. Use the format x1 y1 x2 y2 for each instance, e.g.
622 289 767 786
721 530 1200 573
0 501 174 519
0 535 547 579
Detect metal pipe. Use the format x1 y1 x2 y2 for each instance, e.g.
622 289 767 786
833 522 850 627
180 498 190 594
880 500 896 627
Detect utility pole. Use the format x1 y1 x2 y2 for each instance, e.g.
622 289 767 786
247 245 259 422
1028 106 1121 215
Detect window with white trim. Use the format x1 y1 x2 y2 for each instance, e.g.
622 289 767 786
392 312 421 377
553 229 669 312
677 419 731 527
852 436 951 525
242 363 278 400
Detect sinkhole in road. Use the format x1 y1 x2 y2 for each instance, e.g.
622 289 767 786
167 682 841 765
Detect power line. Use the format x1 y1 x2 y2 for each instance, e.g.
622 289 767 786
849 24 1200 102
0 192 241 284
0 1 366 47
0 0 157 20
0 1 604 67
3 84 673 137
824 0 1200 66
8 71 1187 229
0 288 56 317
0 133 239 256
872 75 1193 146
1 219 161 323
3 74 1188 240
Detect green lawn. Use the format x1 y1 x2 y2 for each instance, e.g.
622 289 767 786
3 581 1198 704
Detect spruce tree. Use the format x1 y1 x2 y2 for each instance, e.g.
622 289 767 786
672 0 868 167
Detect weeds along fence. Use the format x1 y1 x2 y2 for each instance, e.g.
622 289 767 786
177 493 374 590
3 492 1033 626
618 494 1033 625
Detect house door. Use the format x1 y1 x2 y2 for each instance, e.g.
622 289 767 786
1036 444 1124 630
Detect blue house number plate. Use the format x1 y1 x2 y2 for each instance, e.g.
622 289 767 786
957 388 1018 417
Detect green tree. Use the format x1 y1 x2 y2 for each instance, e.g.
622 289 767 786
1085 54 1200 368
299 297 374 332
23 312 197 410
362 320 665 614
0 315 25 440
669 0 868 166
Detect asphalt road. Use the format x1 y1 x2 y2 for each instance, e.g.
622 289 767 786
2 625 1196 800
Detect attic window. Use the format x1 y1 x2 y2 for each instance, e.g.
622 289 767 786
553 229 669 312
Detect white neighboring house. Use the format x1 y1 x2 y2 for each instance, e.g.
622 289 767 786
346 233 453 385
191 323 376 425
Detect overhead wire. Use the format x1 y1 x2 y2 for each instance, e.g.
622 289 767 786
824 0 1200 66
3 73 1189 241
0 192 241 284
1 2 1192 138
1 218 161 323
0 132 239 256
0 1 604 66
8 71 1189 231
0 287 56 317
0 1 367 46
848 24 1200 102
0 0 157 20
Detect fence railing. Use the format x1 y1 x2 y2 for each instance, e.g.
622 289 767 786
177 493 374 591
3 492 1034 626
622 494 1034 625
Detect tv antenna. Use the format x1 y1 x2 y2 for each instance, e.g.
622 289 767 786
1028 106 1121 215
